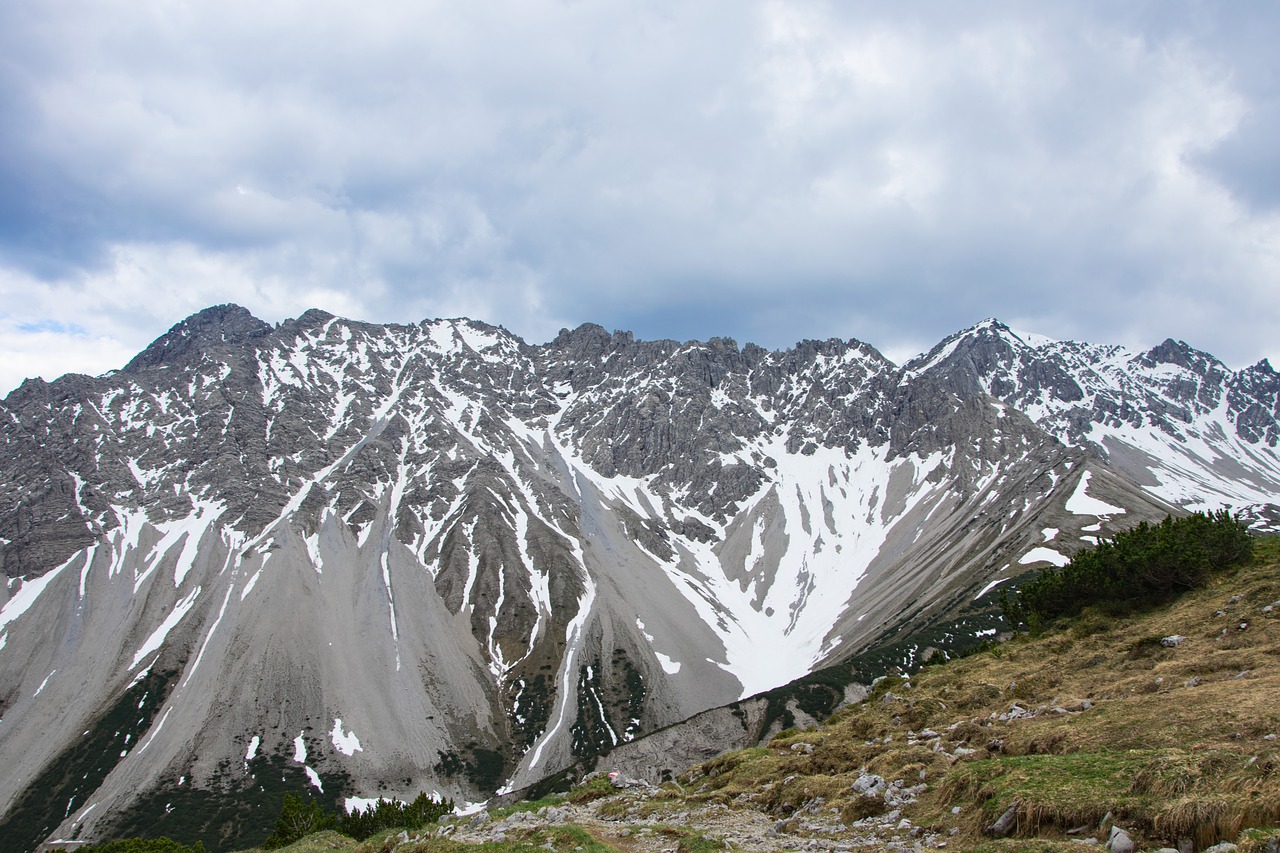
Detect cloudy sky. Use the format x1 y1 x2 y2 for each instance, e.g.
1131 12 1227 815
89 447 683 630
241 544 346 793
2 1 1278 394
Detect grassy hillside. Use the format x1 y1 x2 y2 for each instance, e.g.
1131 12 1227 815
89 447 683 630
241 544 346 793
97 534 1280 853
664 533 1280 850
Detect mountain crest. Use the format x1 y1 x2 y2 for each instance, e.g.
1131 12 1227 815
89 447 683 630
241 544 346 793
122 303 272 373
1 308 1279 851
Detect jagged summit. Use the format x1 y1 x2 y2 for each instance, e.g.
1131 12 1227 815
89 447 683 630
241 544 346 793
1 307 1279 851
122 303 272 374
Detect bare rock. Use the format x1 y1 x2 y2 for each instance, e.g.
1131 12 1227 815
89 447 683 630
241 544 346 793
986 803 1018 838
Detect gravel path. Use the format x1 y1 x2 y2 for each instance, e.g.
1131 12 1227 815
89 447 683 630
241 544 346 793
431 783 953 852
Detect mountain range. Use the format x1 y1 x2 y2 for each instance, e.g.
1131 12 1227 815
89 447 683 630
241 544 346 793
1 305 1277 850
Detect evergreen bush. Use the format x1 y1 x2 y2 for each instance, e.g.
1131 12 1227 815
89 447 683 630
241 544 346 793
78 839 205 853
261 793 334 849
337 792 454 840
258 789 454 846
1001 510 1253 630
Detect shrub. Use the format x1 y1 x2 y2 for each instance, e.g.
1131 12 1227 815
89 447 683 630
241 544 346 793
261 793 334 849
337 791 454 840
78 840 205 853
1002 510 1253 629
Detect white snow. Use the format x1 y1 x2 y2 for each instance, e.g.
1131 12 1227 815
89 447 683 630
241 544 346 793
526 579 598 770
653 651 682 674
134 706 172 755
305 766 324 792
245 736 260 761
330 718 363 756
34 670 56 697
0 554 76 633
240 569 262 600
1019 547 1071 567
130 586 201 669
78 544 99 598
303 532 324 573
293 732 307 763
1008 327 1058 349
181 581 235 688
1065 471 1126 517
973 577 1009 600
380 553 401 672
1041 527 1059 541
345 796 383 814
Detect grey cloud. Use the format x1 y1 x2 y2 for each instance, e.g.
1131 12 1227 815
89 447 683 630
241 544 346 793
0 0 1277 384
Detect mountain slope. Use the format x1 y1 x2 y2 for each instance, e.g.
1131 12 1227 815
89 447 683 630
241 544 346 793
907 319 1280 515
0 307 1276 851
415 536 1280 853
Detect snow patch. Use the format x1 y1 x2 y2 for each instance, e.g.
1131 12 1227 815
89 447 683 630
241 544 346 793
1065 471 1126 517
330 718 363 756
130 586 201 669
34 670 56 697
1019 547 1070 567
653 651 681 674
293 732 307 763
245 736 260 761
0 554 77 633
345 796 383 814
973 577 1009 600
305 766 323 792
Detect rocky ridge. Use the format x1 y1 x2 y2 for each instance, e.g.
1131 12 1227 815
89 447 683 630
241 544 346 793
0 307 1277 851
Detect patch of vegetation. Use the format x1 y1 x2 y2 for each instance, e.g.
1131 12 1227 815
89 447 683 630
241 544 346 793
259 789 454 849
485 793 565 821
434 743 507 792
262 794 335 849
564 776 615 805
78 838 207 853
0 667 179 853
105 750 350 852
672 830 726 853
570 663 617 757
1002 511 1254 629
753 595 1012 735
508 675 552 752
336 792 453 841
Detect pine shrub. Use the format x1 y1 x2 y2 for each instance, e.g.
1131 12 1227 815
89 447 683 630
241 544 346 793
337 792 454 841
1001 510 1253 629
78 839 205 853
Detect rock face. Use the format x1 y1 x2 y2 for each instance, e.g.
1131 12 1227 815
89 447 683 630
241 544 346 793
0 308 1277 850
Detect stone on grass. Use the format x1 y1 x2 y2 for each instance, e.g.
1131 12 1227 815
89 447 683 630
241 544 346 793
1106 825 1134 853
986 803 1018 838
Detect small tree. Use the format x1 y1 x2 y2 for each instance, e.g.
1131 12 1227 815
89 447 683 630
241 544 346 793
262 793 334 849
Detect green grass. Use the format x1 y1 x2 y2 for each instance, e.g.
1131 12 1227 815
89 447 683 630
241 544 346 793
484 793 566 820
943 751 1168 828
236 823 623 853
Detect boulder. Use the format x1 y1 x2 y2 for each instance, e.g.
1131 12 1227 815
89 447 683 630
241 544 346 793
1107 825 1135 853
851 773 886 797
986 803 1018 838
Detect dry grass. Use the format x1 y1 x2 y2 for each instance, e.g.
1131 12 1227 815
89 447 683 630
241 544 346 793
670 536 1280 851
